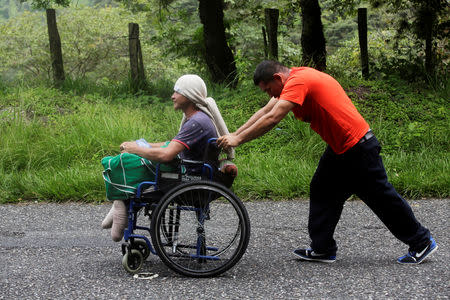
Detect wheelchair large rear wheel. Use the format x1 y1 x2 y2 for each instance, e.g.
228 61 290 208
150 180 250 277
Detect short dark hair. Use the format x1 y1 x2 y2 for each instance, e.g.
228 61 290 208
253 60 287 85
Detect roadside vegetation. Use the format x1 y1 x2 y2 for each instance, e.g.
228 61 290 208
1 72 448 203
0 0 448 203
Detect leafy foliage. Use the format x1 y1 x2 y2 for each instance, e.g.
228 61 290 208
327 0 449 79
0 5 195 88
1 0 448 86
22 0 71 9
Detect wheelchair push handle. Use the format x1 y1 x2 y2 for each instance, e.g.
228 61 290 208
207 137 218 145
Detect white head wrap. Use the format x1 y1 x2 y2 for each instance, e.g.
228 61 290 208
174 74 235 159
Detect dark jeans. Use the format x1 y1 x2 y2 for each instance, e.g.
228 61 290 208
308 135 430 255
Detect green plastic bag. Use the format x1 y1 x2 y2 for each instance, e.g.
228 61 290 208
101 153 157 200
101 141 181 200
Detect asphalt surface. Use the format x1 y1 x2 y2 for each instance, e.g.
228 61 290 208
0 199 448 299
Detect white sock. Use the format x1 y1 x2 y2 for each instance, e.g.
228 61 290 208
101 205 114 229
111 200 128 242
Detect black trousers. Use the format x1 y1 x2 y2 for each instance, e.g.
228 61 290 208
308 135 430 255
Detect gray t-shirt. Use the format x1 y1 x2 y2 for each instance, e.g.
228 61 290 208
172 111 217 173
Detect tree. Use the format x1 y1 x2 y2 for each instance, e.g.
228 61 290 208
299 0 327 71
327 0 449 77
198 0 238 87
45 8 65 84
407 0 448 75
1 6 155 83
120 0 238 87
23 0 69 7
21 0 70 84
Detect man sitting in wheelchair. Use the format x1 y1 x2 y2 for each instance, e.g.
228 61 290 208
102 74 236 242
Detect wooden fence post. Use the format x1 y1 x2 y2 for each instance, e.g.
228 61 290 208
46 9 65 85
358 8 369 78
264 8 279 60
129 23 146 92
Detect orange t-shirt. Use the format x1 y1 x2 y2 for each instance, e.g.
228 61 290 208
280 67 369 154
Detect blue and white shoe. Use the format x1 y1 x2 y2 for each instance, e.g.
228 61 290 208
397 237 438 264
293 248 336 263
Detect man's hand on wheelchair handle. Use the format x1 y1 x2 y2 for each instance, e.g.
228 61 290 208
217 134 240 149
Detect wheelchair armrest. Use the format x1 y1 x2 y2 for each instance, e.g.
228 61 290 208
136 181 157 198
180 159 206 166
179 159 214 180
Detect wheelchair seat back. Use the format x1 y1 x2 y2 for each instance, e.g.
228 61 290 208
146 138 234 197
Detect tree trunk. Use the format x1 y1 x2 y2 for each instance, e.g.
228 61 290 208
46 9 65 85
425 33 433 75
264 8 279 60
198 0 238 87
299 0 327 71
423 8 435 76
358 8 369 78
129 23 146 92
262 26 268 59
415 1 440 77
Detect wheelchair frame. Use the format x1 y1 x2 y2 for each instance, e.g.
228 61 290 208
120 138 250 278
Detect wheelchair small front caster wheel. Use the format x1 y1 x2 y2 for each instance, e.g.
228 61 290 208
131 240 150 260
122 249 144 274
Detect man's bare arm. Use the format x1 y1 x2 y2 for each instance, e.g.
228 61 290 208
218 100 296 148
233 97 278 135
120 141 185 162
148 142 167 147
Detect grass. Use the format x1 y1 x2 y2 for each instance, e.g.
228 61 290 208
0 75 448 203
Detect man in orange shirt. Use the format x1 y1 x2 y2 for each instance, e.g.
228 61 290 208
217 60 437 264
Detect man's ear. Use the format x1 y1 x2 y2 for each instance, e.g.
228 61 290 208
273 73 283 82
273 72 289 84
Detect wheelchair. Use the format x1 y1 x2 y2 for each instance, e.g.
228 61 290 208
120 138 250 278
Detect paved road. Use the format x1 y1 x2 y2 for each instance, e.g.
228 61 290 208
0 199 448 299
